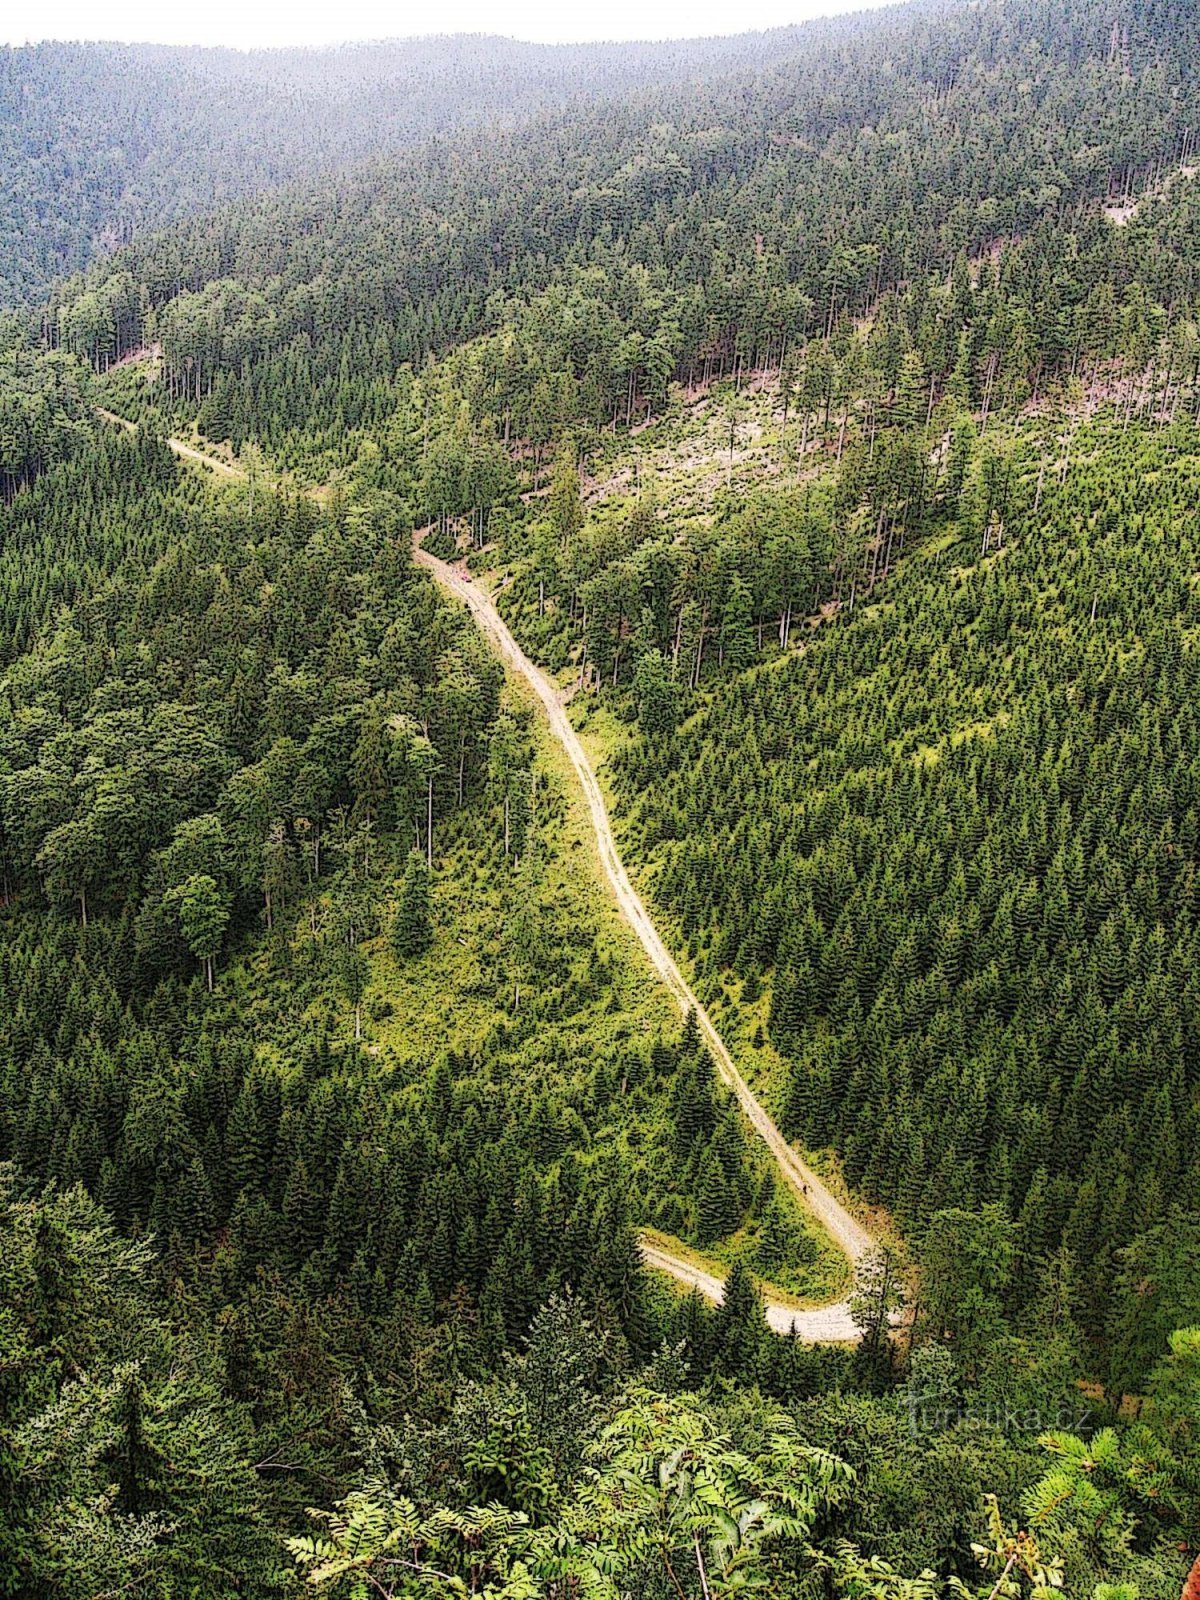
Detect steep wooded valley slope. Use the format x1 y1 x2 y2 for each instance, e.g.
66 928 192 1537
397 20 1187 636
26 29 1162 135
0 26 875 309
0 1 1198 1595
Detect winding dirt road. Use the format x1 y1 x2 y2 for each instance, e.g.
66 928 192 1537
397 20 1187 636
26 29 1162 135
413 540 873 1342
94 404 873 1339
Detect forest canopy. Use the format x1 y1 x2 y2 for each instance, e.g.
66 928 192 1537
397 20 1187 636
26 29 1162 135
0 0 1198 1594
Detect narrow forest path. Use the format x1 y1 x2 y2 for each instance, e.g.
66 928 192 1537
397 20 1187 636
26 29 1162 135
96 408 250 480
413 538 874 1342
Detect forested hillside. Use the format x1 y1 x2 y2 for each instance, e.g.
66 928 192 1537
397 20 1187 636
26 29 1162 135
0 425 861 1592
37 0 1199 451
1 0 1199 1593
0 29 812 307
592 408 1200 1379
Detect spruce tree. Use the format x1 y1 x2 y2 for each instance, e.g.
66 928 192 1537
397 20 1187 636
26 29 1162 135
710 1259 766 1378
392 850 433 959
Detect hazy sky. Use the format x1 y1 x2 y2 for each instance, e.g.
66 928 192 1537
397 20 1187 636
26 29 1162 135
1 0 893 49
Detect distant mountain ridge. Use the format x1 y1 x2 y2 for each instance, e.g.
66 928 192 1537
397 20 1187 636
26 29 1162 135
0 24 853 306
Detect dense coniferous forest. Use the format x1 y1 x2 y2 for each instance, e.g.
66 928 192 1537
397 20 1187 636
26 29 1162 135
1 0 1199 1595
0 28 852 307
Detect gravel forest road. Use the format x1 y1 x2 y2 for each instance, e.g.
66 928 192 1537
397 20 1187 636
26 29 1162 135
414 537 873 1342
94 397 873 1342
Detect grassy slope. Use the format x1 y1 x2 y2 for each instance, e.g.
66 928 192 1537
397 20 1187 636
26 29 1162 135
246 669 849 1306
